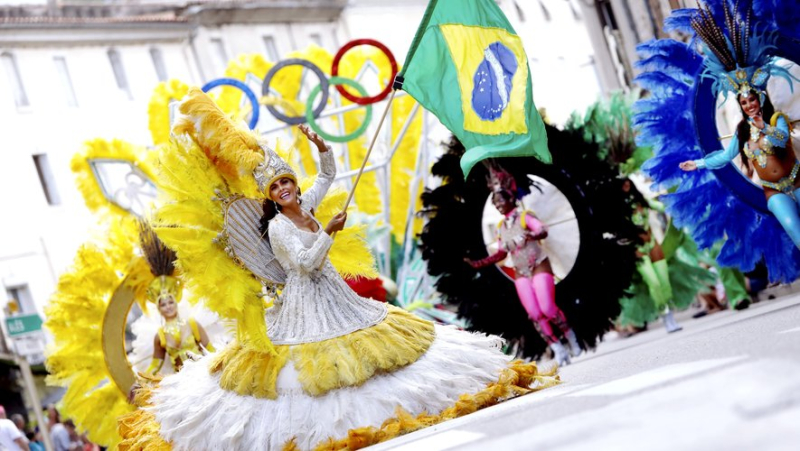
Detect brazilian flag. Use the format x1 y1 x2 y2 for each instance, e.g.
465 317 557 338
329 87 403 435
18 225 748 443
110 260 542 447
397 0 551 176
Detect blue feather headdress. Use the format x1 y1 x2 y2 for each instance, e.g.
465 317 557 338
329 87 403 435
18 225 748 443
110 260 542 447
633 0 800 283
692 0 797 103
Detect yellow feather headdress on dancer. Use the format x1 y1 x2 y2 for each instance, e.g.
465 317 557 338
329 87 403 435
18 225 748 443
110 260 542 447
155 87 376 354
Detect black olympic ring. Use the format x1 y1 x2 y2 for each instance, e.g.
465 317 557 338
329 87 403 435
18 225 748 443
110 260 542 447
261 58 329 125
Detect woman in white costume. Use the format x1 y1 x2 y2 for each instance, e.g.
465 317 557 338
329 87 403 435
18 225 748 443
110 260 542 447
119 89 557 451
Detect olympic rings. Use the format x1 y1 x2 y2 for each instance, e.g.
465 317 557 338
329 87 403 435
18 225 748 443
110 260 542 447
305 76 373 143
331 39 398 105
203 39 397 132
262 59 329 125
201 78 260 130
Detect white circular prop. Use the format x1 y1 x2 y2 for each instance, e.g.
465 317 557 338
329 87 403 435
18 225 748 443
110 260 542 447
481 175 580 282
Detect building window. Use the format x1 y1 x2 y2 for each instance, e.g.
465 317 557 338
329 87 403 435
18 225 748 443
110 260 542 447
32 154 61 206
150 47 168 82
53 56 78 107
1 52 30 108
6 285 34 315
107 48 133 100
210 38 229 76
537 0 551 22
309 33 323 48
262 35 279 62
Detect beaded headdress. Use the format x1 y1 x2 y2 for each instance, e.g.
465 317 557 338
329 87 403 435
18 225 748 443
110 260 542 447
253 144 297 195
691 1 796 103
487 164 519 198
139 221 182 304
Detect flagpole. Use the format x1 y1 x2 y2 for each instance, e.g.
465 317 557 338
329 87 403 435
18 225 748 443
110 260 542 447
341 88 398 212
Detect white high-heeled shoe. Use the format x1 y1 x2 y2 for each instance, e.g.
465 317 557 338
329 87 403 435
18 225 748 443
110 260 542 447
663 309 683 333
564 329 583 357
550 341 571 366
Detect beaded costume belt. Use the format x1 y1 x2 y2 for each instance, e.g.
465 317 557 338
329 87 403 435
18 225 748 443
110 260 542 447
761 160 800 199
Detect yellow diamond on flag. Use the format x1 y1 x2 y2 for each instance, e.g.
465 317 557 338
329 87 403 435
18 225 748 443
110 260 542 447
440 24 529 135
398 0 550 176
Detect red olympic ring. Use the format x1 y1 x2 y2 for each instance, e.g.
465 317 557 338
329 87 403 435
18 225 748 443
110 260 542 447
331 39 398 105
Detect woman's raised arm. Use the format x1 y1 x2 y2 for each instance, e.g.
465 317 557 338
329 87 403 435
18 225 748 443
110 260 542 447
298 125 336 210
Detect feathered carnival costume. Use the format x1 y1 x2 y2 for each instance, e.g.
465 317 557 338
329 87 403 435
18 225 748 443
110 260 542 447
138 222 218 375
44 139 228 447
634 0 800 282
419 128 639 360
467 163 583 365
117 89 559 451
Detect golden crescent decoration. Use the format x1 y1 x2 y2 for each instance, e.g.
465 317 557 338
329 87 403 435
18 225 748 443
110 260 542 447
102 279 138 395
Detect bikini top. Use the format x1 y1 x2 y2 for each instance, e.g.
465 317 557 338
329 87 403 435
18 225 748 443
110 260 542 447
158 317 203 368
745 114 790 168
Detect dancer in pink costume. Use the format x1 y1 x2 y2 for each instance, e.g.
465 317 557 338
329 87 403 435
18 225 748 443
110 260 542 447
466 167 582 365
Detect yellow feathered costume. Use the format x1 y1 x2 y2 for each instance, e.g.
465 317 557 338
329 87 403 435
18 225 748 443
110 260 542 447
45 90 379 448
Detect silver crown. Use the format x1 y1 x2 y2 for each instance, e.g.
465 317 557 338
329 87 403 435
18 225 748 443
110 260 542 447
254 145 297 193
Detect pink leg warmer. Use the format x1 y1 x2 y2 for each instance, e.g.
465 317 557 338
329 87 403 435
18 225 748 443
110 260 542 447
515 277 557 343
532 272 571 334
514 277 541 320
532 272 558 317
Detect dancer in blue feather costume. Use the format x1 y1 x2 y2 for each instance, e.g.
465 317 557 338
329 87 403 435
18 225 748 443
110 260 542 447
634 0 800 283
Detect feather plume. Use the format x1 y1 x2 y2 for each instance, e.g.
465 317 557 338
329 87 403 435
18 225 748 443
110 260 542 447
663 8 696 34
45 218 142 447
176 87 263 196
138 221 176 278
148 79 190 146
635 40 703 79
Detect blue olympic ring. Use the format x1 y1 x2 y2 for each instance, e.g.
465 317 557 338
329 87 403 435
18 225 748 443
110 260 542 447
201 78 260 130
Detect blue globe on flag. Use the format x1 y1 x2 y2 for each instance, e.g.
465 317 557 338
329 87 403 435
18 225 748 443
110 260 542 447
471 41 518 121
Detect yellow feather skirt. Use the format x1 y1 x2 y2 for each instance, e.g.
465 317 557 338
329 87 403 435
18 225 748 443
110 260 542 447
118 308 559 451
209 307 435 398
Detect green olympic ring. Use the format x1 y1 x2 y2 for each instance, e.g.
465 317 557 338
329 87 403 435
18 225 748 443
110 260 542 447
305 76 373 143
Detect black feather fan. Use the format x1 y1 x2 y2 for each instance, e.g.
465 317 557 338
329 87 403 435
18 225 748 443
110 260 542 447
419 126 639 358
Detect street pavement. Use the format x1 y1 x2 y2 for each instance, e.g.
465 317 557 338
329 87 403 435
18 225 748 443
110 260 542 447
371 292 800 451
